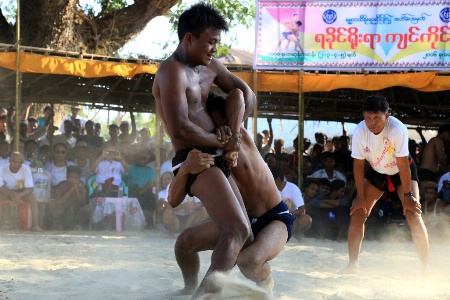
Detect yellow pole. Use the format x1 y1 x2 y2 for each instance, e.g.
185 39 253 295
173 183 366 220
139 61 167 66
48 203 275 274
298 70 304 190
14 0 21 150
252 70 258 144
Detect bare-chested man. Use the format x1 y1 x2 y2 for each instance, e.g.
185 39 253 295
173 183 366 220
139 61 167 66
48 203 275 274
418 124 450 199
151 3 256 298
274 13 304 53
168 93 296 297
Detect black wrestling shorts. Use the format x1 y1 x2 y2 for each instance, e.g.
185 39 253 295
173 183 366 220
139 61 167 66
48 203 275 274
172 147 231 197
365 156 419 193
249 201 296 242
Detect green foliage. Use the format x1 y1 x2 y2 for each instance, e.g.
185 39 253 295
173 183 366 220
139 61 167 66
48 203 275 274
165 0 255 57
0 0 16 23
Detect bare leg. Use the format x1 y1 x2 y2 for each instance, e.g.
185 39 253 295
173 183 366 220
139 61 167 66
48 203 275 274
162 207 179 237
25 193 42 231
293 214 312 241
237 221 287 297
399 181 429 274
174 220 221 295
189 168 250 298
343 181 382 273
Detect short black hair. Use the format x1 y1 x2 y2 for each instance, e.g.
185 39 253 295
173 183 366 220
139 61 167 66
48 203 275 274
66 165 82 177
321 151 334 161
330 179 346 192
363 94 389 114
438 124 450 135
53 142 67 151
178 2 228 41
269 165 285 181
206 92 225 115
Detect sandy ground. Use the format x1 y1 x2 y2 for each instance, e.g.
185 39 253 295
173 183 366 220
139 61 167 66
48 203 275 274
1 229 450 300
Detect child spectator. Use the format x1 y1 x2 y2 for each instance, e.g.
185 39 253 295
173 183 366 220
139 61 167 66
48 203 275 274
49 166 90 230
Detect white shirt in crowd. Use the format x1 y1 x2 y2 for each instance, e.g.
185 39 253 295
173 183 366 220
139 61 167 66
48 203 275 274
280 181 304 210
0 163 34 190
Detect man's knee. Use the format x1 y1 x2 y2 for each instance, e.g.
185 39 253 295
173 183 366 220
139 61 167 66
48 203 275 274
350 209 368 225
227 88 244 100
222 220 250 246
236 252 261 279
175 229 196 255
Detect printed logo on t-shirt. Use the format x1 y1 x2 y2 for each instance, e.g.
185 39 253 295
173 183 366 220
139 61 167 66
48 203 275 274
383 138 394 157
364 146 370 153
283 198 292 209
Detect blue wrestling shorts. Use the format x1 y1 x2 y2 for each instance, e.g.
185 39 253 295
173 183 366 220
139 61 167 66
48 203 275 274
172 147 231 197
249 201 296 242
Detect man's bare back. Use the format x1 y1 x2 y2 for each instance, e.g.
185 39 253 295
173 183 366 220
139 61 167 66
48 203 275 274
420 136 447 173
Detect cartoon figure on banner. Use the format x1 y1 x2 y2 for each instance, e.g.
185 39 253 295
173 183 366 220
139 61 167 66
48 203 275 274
274 13 304 54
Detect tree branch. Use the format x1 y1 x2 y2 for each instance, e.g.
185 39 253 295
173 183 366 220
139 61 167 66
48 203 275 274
0 8 15 44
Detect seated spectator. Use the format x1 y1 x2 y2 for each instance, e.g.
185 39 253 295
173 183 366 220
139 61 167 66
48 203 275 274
437 172 450 205
73 118 84 139
333 135 353 175
421 181 449 239
307 152 347 183
279 153 297 183
77 120 104 158
0 152 42 231
90 145 130 197
0 140 10 159
71 141 93 184
264 152 277 167
302 180 320 216
36 105 52 130
37 145 51 166
126 153 156 220
45 143 76 187
331 136 340 152
314 131 327 146
158 172 209 237
104 124 122 150
156 171 173 227
309 179 350 241
256 118 273 158
94 123 102 136
308 143 324 172
130 128 152 159
317 178 331 196
271 166 312 242
53 120 77 149
302 155 313 180
49 166 90 230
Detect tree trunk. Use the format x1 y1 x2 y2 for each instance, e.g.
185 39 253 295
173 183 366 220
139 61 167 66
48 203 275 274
1 0 179 54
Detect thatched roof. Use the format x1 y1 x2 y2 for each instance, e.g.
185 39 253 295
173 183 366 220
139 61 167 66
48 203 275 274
1 44 449 128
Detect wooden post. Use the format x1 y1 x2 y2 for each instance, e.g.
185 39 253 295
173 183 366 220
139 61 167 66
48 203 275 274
14 0 21 150
252 70 258 144
297 70 304 190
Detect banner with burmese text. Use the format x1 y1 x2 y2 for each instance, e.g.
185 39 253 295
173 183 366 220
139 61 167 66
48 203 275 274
254 0 450 70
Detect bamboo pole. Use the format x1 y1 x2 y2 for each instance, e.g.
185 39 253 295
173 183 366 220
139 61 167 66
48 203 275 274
297 70 304 189
252 70 258 144
14 0 21 150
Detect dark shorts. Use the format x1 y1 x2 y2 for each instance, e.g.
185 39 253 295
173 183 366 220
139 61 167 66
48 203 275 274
365 157 419 193
417 168 437 182
172 147 231 197
282 31 294 39
249 201 296 242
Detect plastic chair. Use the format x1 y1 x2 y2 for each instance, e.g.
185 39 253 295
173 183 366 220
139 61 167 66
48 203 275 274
87 175 128 197
0 200 31 230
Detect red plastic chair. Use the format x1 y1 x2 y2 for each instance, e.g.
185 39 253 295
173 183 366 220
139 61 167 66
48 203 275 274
0 200 31 230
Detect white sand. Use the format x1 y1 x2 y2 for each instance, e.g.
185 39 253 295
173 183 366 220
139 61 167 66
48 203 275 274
0 230 449 300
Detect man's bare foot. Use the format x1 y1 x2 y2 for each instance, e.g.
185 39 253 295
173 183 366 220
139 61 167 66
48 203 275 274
170 286 197 296
31 226 43 232
339 263 359 274
422 264 430 276
256 274 274 297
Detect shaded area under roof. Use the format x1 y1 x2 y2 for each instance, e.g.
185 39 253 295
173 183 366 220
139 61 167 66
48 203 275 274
0 45 449 129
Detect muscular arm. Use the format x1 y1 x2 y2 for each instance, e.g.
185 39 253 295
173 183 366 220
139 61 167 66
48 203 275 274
213 60 256 121
350 158 367 215
167 149 215 208
433 139 449 173
154 63 222 149
397 156 412 195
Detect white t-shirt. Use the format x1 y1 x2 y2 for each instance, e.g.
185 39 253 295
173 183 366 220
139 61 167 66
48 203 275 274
0 164 34 190
45 161 76 186
307 169 347 183
59 116 88 134
280 181 304 210
352 116 409 175
438 172 450 193
95 160 125 186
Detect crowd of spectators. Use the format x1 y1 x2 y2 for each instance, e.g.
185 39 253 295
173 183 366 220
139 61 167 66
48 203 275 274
258 125 450 242
1 103 449 243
